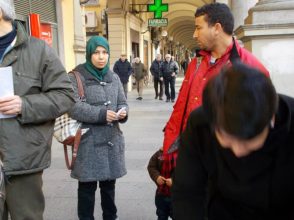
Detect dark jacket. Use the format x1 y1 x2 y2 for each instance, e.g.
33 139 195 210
150 59 162 79
0 22 75 175
113 59 132 84
69 64 128 181
172 94 294 220
160 60 178 79
147 149 163 185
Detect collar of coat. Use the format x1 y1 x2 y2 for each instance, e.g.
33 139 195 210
13 21 29 49
77 64 114 84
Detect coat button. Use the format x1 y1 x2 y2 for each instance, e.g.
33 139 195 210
104 101 111 106
108 141 114 147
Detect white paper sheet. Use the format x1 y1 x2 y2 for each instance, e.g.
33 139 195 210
0 66 15 119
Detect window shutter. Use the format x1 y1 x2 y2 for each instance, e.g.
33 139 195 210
14 0 57 23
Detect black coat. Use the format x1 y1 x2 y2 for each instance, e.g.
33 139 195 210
113 59 132 84
150 59 162 79
160 60 178 79
172 94 294 220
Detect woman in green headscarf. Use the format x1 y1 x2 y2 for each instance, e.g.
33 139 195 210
84 36 110 81
69 36 129 220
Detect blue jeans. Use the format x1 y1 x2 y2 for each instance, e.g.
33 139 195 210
155 194 173 220
78 180 117 220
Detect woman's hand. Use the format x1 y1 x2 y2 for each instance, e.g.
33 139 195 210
106 110 117 123
117 109 127 120
107 109 127 122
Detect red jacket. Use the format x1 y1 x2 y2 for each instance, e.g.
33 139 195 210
163 40 269 154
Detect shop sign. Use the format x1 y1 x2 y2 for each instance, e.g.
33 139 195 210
148 18 168 27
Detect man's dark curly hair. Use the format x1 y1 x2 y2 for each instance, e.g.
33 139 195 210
195 3 234 35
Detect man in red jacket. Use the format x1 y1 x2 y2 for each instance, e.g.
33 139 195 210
160 3 269 191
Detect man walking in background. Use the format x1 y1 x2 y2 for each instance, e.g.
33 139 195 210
160 54 178 103
0 1 74 219
150 54 163 100
113 54 132 98
133 57 147 100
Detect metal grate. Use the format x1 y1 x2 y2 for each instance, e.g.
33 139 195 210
14 0 57 23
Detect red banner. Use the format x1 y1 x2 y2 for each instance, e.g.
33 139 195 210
29 13 53 47
29 13 41 38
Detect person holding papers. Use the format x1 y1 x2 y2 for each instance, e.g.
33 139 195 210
0 1 74 220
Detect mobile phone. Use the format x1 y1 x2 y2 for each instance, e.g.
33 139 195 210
116 107 126 117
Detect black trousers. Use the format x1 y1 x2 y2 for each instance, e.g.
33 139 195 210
164 77 176 100
155 194 173 220
154 77 163 98
78 180 117 220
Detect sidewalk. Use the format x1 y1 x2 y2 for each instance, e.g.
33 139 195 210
43 76 183 220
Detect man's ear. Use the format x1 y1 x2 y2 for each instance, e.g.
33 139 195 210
214 23 222 35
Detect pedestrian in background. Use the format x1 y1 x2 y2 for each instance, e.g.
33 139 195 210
0 1 75 219
69 36 128 220
173 63 294 219
171 56 179 72
150 54 163 100
160 54 178 103
113 54 132 98
181 53 192 75
148 147 173 220
160 3 269 192
132 57 147 100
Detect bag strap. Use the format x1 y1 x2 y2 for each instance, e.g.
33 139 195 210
63 128 82 170
69 70 85 100
63 70 84 170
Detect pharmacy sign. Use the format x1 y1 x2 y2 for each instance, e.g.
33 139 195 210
147 0 168 27
147 0 168 19
148 18 168 27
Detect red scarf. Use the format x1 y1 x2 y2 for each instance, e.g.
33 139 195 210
158 151 178 196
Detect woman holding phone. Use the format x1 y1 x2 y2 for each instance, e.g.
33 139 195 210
69 36 128 220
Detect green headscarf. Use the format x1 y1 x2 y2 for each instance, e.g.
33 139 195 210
84 36 110 80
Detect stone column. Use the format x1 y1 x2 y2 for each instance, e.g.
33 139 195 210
231 0 258 29
106 8 127 68
73 0 86 65
235 0 294 95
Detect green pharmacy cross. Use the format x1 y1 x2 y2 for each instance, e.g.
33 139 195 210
148 0 168 19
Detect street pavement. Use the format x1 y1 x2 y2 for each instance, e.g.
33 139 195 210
43 76 183 220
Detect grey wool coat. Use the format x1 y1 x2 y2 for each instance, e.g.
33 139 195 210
69 64 128 182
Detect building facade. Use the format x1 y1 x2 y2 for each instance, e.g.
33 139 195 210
6 0 294 95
